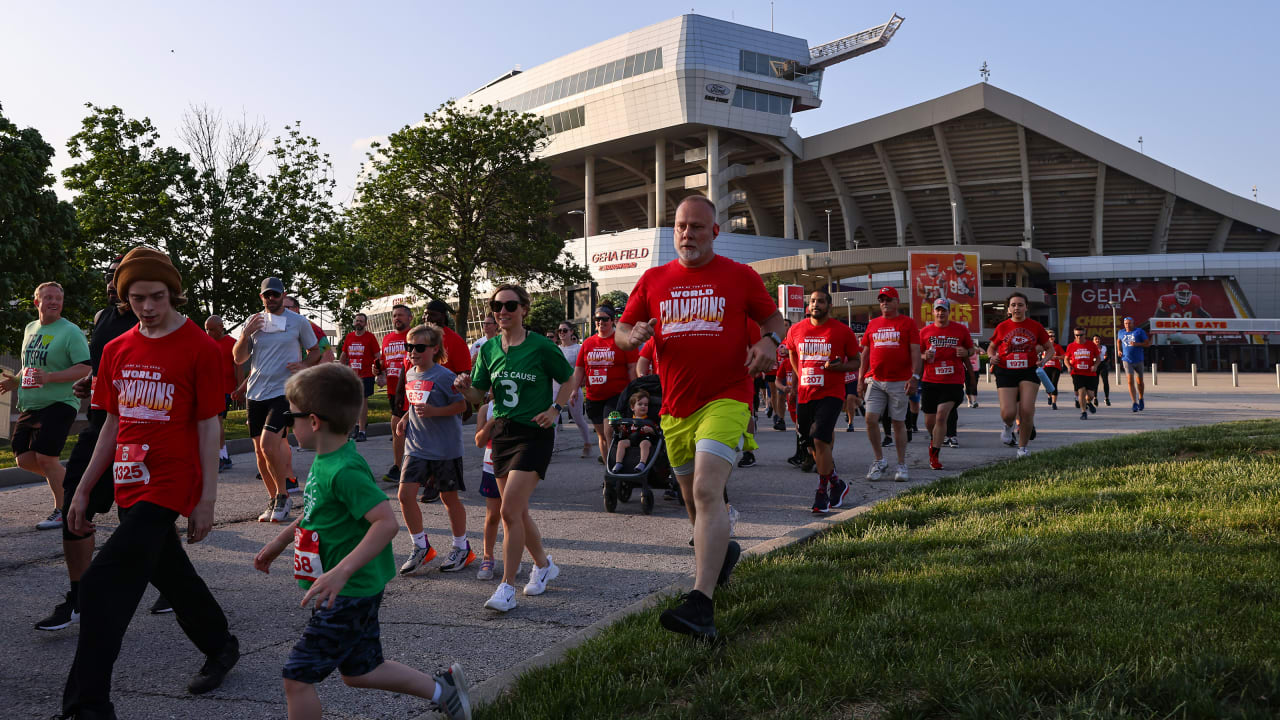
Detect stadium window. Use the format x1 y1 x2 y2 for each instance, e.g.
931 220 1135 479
769 94 784 114
623 54 636 78
643 49 657 72
654 47 663 69
755 91 769 112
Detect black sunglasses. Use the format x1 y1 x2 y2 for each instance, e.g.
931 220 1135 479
557 327 572 333
594 316 612 323
281 408 329 427
490 299 521 313
405 342 435 353
1074 333 1085 336
262 290 281 299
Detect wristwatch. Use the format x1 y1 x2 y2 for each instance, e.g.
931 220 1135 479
552 403 563 413
912 374 921 380
764 331 781 347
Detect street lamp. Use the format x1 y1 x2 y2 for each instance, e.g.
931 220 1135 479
825 208 833 253
950 201 959 246
567 209 588 272
1108 301 1122 385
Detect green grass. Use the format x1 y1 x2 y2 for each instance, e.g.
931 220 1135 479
479 420 1280 720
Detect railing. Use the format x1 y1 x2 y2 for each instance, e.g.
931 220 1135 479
808 13 904 67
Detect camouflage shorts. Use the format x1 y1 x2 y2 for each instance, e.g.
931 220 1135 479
283 592 384 683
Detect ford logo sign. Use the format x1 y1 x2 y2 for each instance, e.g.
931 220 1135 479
705 83 731 97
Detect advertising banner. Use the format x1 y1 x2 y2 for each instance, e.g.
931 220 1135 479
907 251 981 334
778 284 805 315
1062 278 1254 345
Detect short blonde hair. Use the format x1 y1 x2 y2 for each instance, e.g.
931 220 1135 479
285 363 362 435
406 322 449 365
34 282 64 301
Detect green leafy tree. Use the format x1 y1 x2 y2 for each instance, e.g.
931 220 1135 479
345 100 588 334
598 290 628 317
526 295 566 336
0 104 92 349
762 272 786 300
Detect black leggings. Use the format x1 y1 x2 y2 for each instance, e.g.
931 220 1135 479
63 501 232 717
1098 362 1111 397
1044 367 1062 395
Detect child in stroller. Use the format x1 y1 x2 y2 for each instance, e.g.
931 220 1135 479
603 374 677 514
610 390 657 474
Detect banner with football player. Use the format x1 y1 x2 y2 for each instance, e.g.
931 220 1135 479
1061 278 1256 345
907 251 981 334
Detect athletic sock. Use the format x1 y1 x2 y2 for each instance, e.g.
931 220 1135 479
452 535 468 550
412 532 428 549
431 682 442 703
818 473 831 489
219 446 229 460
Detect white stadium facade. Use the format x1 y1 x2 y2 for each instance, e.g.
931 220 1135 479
369 12 1280 371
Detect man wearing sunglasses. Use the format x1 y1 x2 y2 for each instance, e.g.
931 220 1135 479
1065 327 1101 420
338 312 381 442
233 277 323 524
571 305 638 465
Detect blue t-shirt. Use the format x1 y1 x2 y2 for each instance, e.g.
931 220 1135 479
1117 328 1148 364
402 363 464 461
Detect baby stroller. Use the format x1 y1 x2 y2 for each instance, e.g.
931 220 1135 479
602 374 681 515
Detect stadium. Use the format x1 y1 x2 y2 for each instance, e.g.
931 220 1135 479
370 12 1280 371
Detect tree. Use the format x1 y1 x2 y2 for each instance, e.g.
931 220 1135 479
526 295 565 337
762 272 786 300
344 100 588 335
598 290 628 316
0 103 91 348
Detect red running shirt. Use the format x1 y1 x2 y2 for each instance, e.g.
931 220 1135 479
621 255 777 419
860 314 920 382
94 320 225 516
216 334 237 394
920 323 974 385
380 331 406 396
440 326 473 376
782 319 860 403
990 318 1050 370
340 331 379 378
1042 343 1066 370
1065 341 1099 376
639 338 660 376
577 333 637 401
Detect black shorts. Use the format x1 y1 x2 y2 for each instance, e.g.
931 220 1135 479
1072 373 1099 393
1043 367 1062 391
845 381 858 397
61 414 117 541
490 418 555 480
920 382 964 414
583 393 621 425
12 403 77 457
361 376 375 398
219 394 231 419
388 389 406 418
247 395 290 437
283 592 384 683
401 456 466 493
994 367 1040 389
797 396 843 446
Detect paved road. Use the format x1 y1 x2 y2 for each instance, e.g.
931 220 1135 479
3 373 1276 719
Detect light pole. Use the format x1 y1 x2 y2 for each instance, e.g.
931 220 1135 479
825 208 832 253
950 201 959 246
567 209 588 271
1109 301 1121 385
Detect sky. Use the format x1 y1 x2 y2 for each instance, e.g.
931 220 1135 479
3 1 1278 209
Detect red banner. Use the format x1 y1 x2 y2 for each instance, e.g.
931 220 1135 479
1062 279 1252 345
907 251 982 334
778 284 804 314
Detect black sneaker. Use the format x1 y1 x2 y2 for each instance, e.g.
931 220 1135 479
1081 411 1088 420
286 477 301 494
355 430 368 442
150 595 174 615
1105 398 1111 406
786 454 803 468
907 427 914 443
187 635 239 695
772 417 785 432
881 435 893 448
383 464 400 483
812 488 830 514
736 452 756 468
1087 402 1096 414
827 477 849 509
717 540 741 586
35 591 79 631
432 663 472 720
659 590 716 640
799 456 815 473
421 486 441 504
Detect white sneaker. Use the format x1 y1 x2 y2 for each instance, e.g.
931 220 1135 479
523 555 560 596
257 499 275 523
270 495 292 523
484 582 518 612
1016 446 1030 459
894 464 910 482
1000 424 1015 445
865 459 888 481
727 505 739 538
36 508 63 530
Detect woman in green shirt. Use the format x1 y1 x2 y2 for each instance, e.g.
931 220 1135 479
455 284 578 613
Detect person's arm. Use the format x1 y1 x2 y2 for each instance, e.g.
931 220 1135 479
857 346 870 393
636 355 652 376
419 399 466 418
626 361 638 381
301 500 398 610
38 362 90 385
474 405 495 448
907 343 922 394
188 415 220 543
67 413 120 536
233 314 265 365
254 516 302 573
745 311 785 374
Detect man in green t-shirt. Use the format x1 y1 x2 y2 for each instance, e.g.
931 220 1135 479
1 282 91 529
254 363 471 719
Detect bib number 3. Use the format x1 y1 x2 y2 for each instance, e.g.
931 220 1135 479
294 527 324 581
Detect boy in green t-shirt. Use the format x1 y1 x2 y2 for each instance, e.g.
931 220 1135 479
254 363 471 720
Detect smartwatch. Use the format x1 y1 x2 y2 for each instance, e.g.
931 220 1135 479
552 403 563 413
764 331 782 347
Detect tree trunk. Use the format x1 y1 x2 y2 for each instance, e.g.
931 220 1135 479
455 274 472 338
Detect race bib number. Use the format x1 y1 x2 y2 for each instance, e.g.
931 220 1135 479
350 359 363 371
388 366 402 378
933 365 954 375
588 369 608 386
482 445 494 473
113 443 150 485
1006 358 1029 369
1075 361 1090 371
21 367 42 389
293 527 324 581
799 369 824 387
406 380 433 405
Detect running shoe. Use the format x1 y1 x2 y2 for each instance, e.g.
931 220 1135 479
1000 424 1015 446
845 424 856 432
383 464 401 483
827 476 849 509
523 555 559 596
1132 402 1140 413
812 488 830 514
421 486 441 504
717 541 741 586
257 498 275 522
150 595 174 614
1046 397 1053 407
475 557 495 580
1081 411 1088 420
727 504 739 537
441 542 475 573
1016 446 1030 459
906 427 914 443
355 430 367 442
487 583 521 612
928 447 943 470
659 590 716 641
35 591 79 631
772 417 785 432
218 457 232 473
1105 398 1112 406
1030 425 1037 442
36 508 63 530
1138 398 1145 411
894 464 910 482
188 636 240 695
1052 401 1058 410
270 495 292 523
611 462 624 473
634 461 647 473
286 477 301 494
1075 400 1080 408
970 401 979 408
432 663 472 720
786 454 804 468
865 459 888 481
945 436 959 448
399 544 437 575
799 456 815 473
1087 402 1096 414
881 435 893 447
736 452 756 468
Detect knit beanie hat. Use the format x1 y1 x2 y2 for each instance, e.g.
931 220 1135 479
114 246 183 298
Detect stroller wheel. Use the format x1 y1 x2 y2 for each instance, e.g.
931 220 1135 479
640 488 655 515
603 480 618 513
620 483 634 503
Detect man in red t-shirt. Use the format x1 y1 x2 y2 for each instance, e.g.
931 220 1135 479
424 299 473 377
64 247 238 716
338 312 381 441
204 315 241 472
375 304 413 482
1065 327 1101 420
919 298 973 469
858 287 921 482
571 305 638 464
637 337 659 377
783 290 860 514
618 195 784 641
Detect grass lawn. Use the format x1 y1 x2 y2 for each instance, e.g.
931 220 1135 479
480 420 1280 719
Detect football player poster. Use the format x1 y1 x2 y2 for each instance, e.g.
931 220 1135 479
1059 278 1254 345
907 250 982 334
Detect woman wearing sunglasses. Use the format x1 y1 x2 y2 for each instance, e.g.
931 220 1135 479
454 284 578 612
553 322 593 457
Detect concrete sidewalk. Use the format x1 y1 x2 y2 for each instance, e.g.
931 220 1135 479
1 374 1276 719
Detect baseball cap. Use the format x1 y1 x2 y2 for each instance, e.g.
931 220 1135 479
260 277 285 294
877 287 899 300
933 297 950 309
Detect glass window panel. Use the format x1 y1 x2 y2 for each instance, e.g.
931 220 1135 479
654 47 662 69
770 95 783 114
756 92 769 112
623 54 636 78
576 106 585 125
551 113 563 134
731 90 743 108
577 71 588 91
550 79 561 101
569 73 580 94
588 67 601 89
644 49 657 72
603 63 614 84
613 59 625 80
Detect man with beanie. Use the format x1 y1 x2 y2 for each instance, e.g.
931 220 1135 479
233 277 323 523
62 246 238 719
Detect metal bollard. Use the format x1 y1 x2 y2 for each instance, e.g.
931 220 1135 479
1152 363 1158 386
1275 363 1278 389
986 367 992 384
1232 363 1239 388
1191 363 1197 386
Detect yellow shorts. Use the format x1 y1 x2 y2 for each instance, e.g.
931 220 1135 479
660 398 750 475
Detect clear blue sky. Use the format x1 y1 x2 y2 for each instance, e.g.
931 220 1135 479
3 0 1277 208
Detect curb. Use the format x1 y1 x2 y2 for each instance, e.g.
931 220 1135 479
411 497 883 719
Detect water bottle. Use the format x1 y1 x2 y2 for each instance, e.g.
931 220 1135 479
1036 366 1055 395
